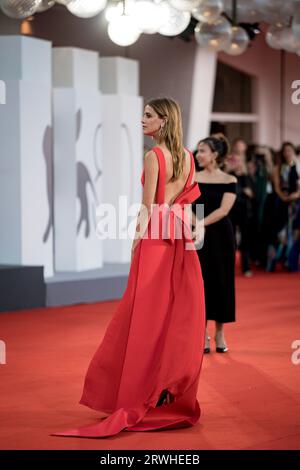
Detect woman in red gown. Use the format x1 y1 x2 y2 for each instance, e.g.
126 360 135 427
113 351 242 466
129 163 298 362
54 98 206 438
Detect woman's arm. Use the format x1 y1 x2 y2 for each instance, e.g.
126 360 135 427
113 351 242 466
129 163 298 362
203 192 237 227
287 190 300 201
191 159 196 185
131 151 159 254
272 166 288 201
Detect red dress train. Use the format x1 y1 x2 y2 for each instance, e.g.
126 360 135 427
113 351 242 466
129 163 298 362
53 147 205 438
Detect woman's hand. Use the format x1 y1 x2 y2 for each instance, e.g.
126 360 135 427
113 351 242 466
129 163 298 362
287 191 300 202
192 224 205 249
243 187 254 198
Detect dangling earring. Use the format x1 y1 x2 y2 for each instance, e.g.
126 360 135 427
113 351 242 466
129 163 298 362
159 125 164 137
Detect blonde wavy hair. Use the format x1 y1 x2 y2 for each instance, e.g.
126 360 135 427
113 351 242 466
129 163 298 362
147 98 185 181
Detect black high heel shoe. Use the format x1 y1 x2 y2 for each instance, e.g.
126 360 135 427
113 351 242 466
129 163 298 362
215 334 228 353
155 390 174 407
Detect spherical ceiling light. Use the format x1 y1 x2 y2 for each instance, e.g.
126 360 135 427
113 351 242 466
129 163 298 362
169 0 201 12
195 16 232 51
158 1 191 36
108 14 141 46
66 0 107 18
224 25 249 55
1 0 42 19
131 0 164 34
105 1 123 22
265 23 300 52
281 29 300 53
36 0 55 12
192 0 223 24
265 23 286 49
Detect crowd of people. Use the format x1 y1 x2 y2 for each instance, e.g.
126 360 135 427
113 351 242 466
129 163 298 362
194 138 300 275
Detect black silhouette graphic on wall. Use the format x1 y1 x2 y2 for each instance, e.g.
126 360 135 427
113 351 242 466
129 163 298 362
90 122 103 230
43 125 53 244
76 109 102 238
93 123 102 184
42 109 103 243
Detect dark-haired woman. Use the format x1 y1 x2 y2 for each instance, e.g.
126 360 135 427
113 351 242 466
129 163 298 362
192 135 237 353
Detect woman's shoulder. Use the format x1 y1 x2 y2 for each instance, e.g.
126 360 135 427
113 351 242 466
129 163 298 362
195 170 237 184
144 148 157 159
149 145 190 159
143 150 159 172
223 173 238 184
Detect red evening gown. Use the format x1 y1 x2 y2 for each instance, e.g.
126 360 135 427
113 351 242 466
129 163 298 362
53 147 205 438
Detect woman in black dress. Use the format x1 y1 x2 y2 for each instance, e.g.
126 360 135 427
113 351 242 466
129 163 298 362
192 135 237 353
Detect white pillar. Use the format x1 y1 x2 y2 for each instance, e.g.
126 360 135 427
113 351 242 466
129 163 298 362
0 35 53 277
187 48 217 150
53 47 103 271
100 57 143 263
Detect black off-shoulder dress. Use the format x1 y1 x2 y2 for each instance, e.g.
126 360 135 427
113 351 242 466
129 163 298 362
192 182 237 323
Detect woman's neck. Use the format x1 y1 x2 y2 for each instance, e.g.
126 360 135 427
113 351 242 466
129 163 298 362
152 133 165 145
155 141 167 149
203 165 220 174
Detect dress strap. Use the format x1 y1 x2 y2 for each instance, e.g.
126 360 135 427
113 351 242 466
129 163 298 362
152 147 166 205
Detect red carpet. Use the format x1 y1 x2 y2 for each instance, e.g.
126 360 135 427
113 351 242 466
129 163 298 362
0 272 300 450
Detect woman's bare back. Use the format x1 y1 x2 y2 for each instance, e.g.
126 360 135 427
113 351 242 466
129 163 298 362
158 147 191 205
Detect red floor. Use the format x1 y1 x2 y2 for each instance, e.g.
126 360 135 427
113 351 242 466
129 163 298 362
0 272 300 450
